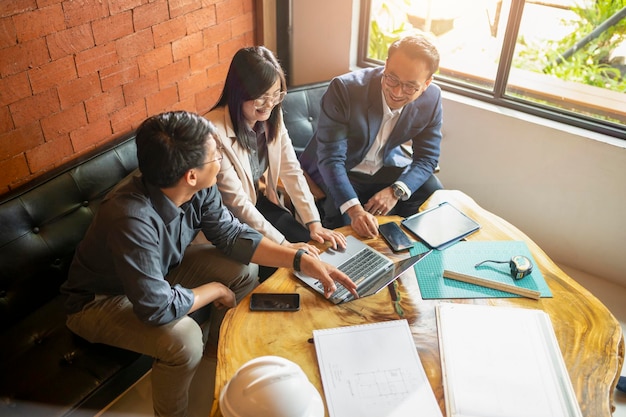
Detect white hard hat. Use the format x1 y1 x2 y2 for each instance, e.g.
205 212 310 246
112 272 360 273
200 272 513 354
219 355 324 417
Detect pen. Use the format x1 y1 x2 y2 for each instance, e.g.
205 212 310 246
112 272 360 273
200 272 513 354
387 281 398 301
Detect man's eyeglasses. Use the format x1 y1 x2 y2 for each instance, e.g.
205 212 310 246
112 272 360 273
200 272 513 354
201 146 223 165
382 73 422 95
253 90 286 109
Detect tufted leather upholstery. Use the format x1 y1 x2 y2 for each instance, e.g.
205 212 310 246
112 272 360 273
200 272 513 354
0 82 331 416
0 134 148 416
281 81 330 202
282 81 329 156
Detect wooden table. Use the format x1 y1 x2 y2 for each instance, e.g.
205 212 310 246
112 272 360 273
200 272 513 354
210 190 624 417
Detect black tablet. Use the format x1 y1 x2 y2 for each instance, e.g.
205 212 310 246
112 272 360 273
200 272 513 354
401 202 480 250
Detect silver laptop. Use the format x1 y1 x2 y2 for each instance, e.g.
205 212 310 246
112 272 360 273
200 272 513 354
295 235 431 304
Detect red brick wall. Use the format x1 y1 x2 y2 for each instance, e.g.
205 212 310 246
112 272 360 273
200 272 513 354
0 0 255 195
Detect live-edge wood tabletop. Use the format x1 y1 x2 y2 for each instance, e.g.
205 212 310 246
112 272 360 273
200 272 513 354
210 190 624 417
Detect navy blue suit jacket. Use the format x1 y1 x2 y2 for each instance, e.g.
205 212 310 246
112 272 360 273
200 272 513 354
299 66 443 209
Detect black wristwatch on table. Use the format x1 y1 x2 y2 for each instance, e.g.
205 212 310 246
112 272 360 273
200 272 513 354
391 183 406 200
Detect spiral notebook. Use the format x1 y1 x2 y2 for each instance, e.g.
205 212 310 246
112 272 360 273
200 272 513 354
313 319 442 417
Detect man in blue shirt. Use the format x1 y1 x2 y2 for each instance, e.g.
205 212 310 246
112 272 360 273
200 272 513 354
61 111 357 417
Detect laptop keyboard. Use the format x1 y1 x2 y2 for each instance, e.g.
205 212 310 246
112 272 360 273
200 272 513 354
316 247 389 300
339 247 388 280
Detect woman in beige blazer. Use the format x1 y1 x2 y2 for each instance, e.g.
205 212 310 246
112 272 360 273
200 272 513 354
206 46 345 256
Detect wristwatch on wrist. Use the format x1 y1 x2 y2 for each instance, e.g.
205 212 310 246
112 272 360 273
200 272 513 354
391 183 405 200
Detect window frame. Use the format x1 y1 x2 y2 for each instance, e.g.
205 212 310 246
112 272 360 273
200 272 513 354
357 0 626 140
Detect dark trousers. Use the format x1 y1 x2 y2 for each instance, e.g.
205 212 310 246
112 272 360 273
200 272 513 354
321 167 443 230
255 194 311 281
255 194 311 242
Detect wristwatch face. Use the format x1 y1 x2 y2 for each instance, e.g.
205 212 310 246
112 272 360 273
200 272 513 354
392 184 404 199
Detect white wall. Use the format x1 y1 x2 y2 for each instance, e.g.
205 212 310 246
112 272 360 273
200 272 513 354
437 96 626 286
290 0 626 287
291 0 354 86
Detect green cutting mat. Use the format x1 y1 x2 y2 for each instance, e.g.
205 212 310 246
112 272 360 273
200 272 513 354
410 240 552 299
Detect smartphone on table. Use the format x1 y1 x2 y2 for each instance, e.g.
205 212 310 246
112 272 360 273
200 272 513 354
249 293 300 311
379 221 413 252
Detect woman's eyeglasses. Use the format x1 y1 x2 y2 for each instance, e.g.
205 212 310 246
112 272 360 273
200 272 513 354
382 73 422 95
253 90 286 109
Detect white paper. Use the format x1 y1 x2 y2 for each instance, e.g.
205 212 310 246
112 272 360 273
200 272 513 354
313 319 443 417
436 303 582 417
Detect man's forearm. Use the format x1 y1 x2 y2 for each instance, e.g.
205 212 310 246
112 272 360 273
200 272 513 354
250 237 298 269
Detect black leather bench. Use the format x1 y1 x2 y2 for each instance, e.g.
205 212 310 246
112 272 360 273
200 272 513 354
282 81 329 156
0 81 331 416
0 133 150 417
282 81 330 201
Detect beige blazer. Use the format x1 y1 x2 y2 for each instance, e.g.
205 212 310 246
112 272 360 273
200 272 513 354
206 106 320 244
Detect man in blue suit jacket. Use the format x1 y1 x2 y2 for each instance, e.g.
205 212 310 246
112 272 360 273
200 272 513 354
299 34 443 238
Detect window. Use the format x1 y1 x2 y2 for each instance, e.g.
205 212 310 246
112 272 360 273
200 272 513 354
360 0 626 139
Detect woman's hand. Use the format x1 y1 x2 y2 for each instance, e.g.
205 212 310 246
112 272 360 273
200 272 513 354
283 241 320 257
308 222 347 250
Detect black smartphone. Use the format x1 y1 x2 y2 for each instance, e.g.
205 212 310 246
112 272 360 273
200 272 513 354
249 293 300 311
379 222 413 252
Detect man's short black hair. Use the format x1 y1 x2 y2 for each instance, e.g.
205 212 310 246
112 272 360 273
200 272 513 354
388 34 440 78
136 111 218 188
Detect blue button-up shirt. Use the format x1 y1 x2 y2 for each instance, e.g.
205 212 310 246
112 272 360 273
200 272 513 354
62 172 262 325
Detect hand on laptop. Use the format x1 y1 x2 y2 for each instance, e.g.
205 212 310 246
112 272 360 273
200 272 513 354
300 254 359 299
308 222 347 250
284 241 321 257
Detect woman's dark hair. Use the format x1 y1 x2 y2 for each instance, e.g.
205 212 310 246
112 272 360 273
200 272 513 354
136 111 217 188
388 34 440 78
213 46 287 145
